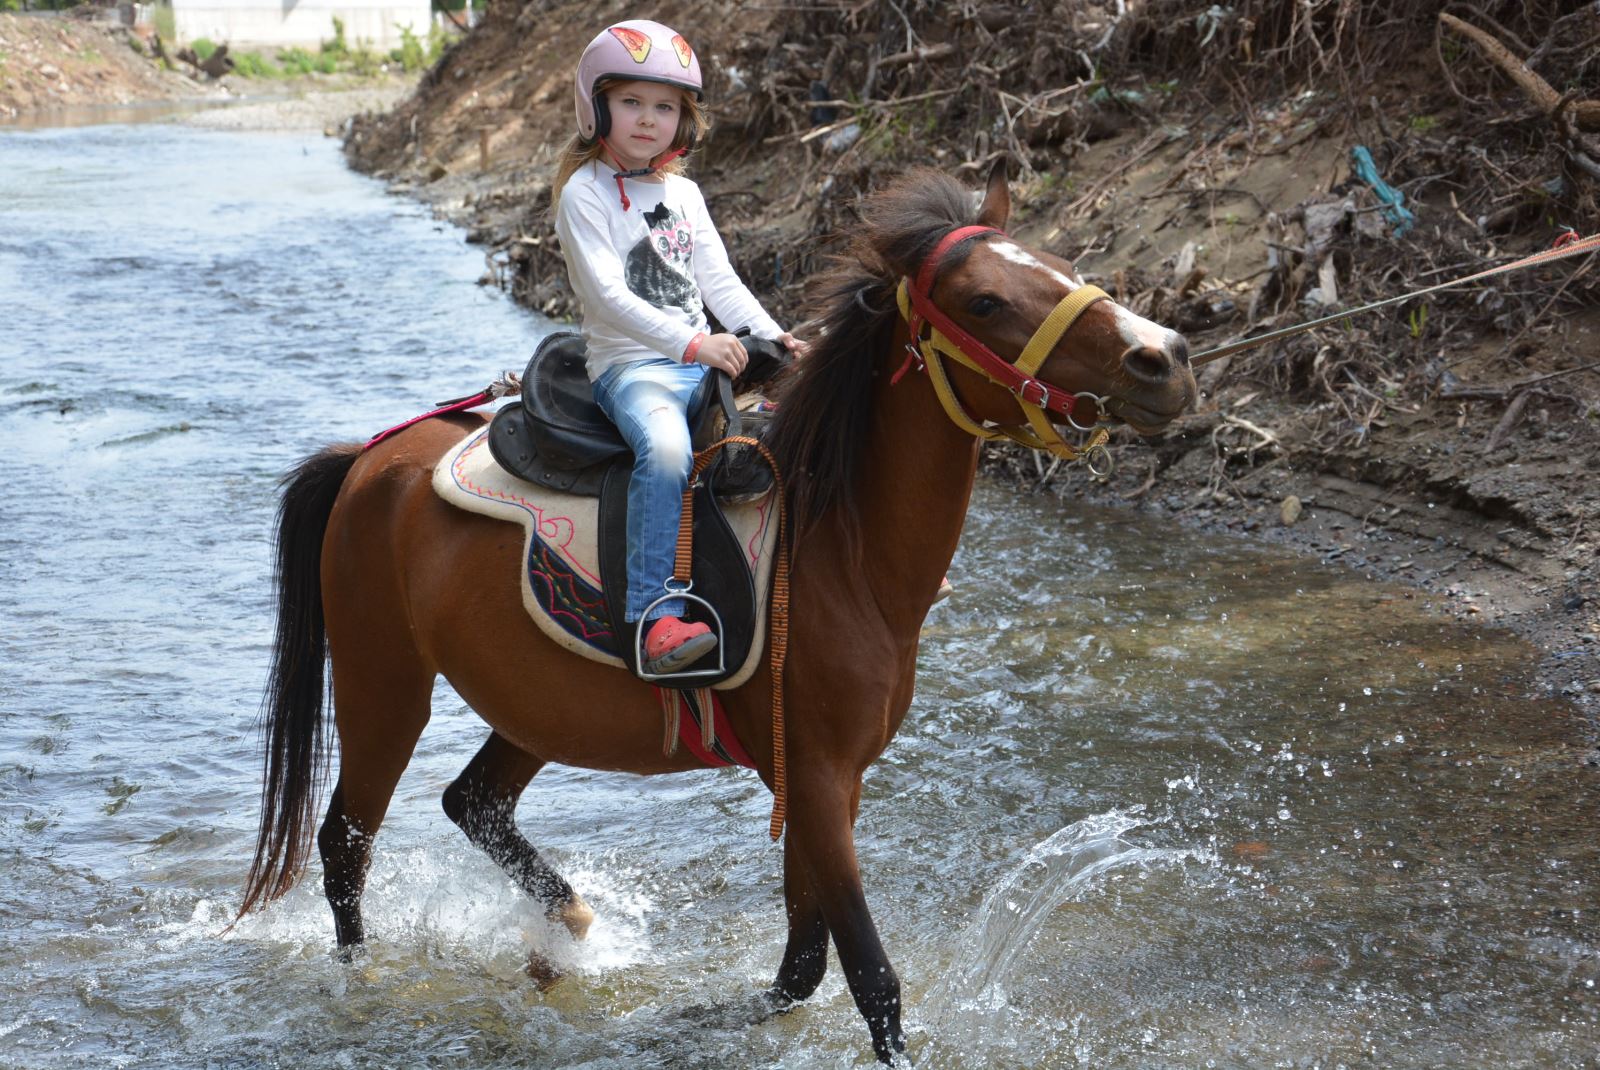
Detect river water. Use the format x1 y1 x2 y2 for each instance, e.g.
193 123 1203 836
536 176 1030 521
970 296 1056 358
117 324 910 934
2 123 1597 1069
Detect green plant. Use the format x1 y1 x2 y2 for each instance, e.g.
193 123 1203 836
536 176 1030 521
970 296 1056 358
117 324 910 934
391 23 424 72
1408 114 1438 133
1408 303 1429 339
231 49 281 77
426 24 450 65
191 37 217 60
322 15 348 56
278 45 336 75
348 42 381 76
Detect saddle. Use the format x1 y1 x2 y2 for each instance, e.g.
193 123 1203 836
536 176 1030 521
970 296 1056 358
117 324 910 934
475 330 789 685
488 330 787 499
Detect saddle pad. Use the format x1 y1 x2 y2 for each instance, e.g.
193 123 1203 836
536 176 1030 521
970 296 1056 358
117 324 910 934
433 426 779 690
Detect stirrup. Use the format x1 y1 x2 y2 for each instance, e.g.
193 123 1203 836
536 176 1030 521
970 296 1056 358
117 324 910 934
636 586 727 683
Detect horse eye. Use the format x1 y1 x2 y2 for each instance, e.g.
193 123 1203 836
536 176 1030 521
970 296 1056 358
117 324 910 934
968 294 1004 317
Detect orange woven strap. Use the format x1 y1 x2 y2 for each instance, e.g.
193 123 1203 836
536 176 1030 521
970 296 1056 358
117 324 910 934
672 434 770 582
669 436 791 840
766 522 790 840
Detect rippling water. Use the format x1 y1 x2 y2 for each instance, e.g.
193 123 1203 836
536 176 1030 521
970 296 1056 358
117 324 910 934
2 123 1597 1069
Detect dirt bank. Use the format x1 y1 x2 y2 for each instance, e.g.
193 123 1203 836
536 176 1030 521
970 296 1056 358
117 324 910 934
341 1 1600 716
0 10 201 118
0 10 417 126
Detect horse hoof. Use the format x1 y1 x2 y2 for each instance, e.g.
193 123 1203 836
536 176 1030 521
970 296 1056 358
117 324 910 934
550 892 594 941
333 941 368 965
761 987 800 1016
524 950 565 990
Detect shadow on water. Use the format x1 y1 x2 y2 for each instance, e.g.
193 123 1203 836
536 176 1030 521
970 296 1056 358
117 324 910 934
0 123 1596 1069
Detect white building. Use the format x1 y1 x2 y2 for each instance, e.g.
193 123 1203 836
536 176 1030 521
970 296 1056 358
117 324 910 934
170 0 432 51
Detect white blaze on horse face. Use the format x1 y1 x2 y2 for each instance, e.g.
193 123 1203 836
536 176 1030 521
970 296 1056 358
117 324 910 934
1112 303 1181 354
989 240 1081 291
990 239 1180 354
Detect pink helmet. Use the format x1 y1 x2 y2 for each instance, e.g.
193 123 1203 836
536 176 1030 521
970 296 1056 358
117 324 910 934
574 20 704 143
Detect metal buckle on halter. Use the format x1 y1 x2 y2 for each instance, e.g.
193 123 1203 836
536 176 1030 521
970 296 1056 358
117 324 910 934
1014 378 1051 408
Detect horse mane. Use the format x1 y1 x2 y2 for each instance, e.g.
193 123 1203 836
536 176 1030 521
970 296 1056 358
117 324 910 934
765 168 982 541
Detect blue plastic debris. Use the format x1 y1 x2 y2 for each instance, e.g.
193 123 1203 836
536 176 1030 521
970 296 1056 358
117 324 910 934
1350 145 1416 238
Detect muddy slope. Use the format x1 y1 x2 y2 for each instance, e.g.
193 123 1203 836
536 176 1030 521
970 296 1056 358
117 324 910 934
0 11 199 118
343 0 1600 707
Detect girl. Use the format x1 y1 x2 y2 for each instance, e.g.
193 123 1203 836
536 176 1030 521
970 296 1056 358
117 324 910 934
551 20 806 676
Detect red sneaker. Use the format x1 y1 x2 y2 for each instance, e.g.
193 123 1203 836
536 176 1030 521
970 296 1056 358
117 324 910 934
643 616 718 675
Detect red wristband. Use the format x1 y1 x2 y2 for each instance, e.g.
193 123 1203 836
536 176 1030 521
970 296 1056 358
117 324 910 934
683 332 707 364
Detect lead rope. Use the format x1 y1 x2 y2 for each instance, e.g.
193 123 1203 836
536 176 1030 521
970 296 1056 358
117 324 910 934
1191 231 1600 368
671 435 791 841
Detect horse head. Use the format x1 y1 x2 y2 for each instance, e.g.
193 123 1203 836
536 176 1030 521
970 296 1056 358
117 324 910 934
892 162 1197 440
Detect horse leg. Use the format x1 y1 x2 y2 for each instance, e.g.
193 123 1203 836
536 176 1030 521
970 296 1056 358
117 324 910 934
441 730 594 940
316 659 433 951
788 775 905 1063
767 831 830 1009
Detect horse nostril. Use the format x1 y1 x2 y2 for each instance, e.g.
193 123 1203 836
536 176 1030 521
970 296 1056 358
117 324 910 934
1170 335 1191 366
1122 346 1172 383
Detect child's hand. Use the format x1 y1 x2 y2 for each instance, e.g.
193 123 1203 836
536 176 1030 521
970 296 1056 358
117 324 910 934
693 333 748 376
778 332 811 359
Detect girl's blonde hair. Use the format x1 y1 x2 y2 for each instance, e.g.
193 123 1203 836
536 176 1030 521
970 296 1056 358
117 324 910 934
551 81 709 209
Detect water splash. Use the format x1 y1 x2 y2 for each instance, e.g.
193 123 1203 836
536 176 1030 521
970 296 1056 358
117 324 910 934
916 808 1211 1067
170 844 657 979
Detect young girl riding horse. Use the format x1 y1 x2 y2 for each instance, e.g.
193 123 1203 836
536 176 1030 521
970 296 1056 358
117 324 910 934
551 20 807 677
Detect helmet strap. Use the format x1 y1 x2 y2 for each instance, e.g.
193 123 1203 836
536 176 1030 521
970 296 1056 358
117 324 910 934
597 139 688 211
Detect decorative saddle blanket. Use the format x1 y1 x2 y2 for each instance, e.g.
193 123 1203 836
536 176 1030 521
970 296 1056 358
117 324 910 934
432 425 781 690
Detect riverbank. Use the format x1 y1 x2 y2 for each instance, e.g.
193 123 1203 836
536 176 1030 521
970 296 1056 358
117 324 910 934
0 10 416 125
339 1 1599 718
0 10 200 117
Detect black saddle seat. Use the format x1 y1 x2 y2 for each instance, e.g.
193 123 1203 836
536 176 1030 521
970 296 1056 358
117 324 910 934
489 330 787 498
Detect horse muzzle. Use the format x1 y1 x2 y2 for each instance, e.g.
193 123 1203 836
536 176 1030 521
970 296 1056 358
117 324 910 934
1103 335 1196 434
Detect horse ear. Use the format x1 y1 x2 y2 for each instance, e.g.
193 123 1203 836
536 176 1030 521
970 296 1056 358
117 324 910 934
976 157 1011 230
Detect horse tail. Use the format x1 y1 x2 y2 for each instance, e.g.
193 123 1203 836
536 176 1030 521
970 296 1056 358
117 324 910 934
239 443 362 917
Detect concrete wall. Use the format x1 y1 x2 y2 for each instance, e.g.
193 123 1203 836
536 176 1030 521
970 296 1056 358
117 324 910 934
172 0 432 51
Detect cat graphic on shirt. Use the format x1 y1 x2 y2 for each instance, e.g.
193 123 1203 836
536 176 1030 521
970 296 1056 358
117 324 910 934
625 203 703 324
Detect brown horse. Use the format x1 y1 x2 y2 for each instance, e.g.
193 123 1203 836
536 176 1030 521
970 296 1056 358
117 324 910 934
240 162 1196 1062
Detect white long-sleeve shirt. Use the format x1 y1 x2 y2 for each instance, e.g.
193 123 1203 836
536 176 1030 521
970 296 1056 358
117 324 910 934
553 161 784 381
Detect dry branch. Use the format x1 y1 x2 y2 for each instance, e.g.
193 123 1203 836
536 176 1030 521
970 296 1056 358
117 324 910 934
879 42 955 67
1438 12 1600 132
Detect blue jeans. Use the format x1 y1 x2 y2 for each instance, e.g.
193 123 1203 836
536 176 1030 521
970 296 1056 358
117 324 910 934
592 358 708 622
